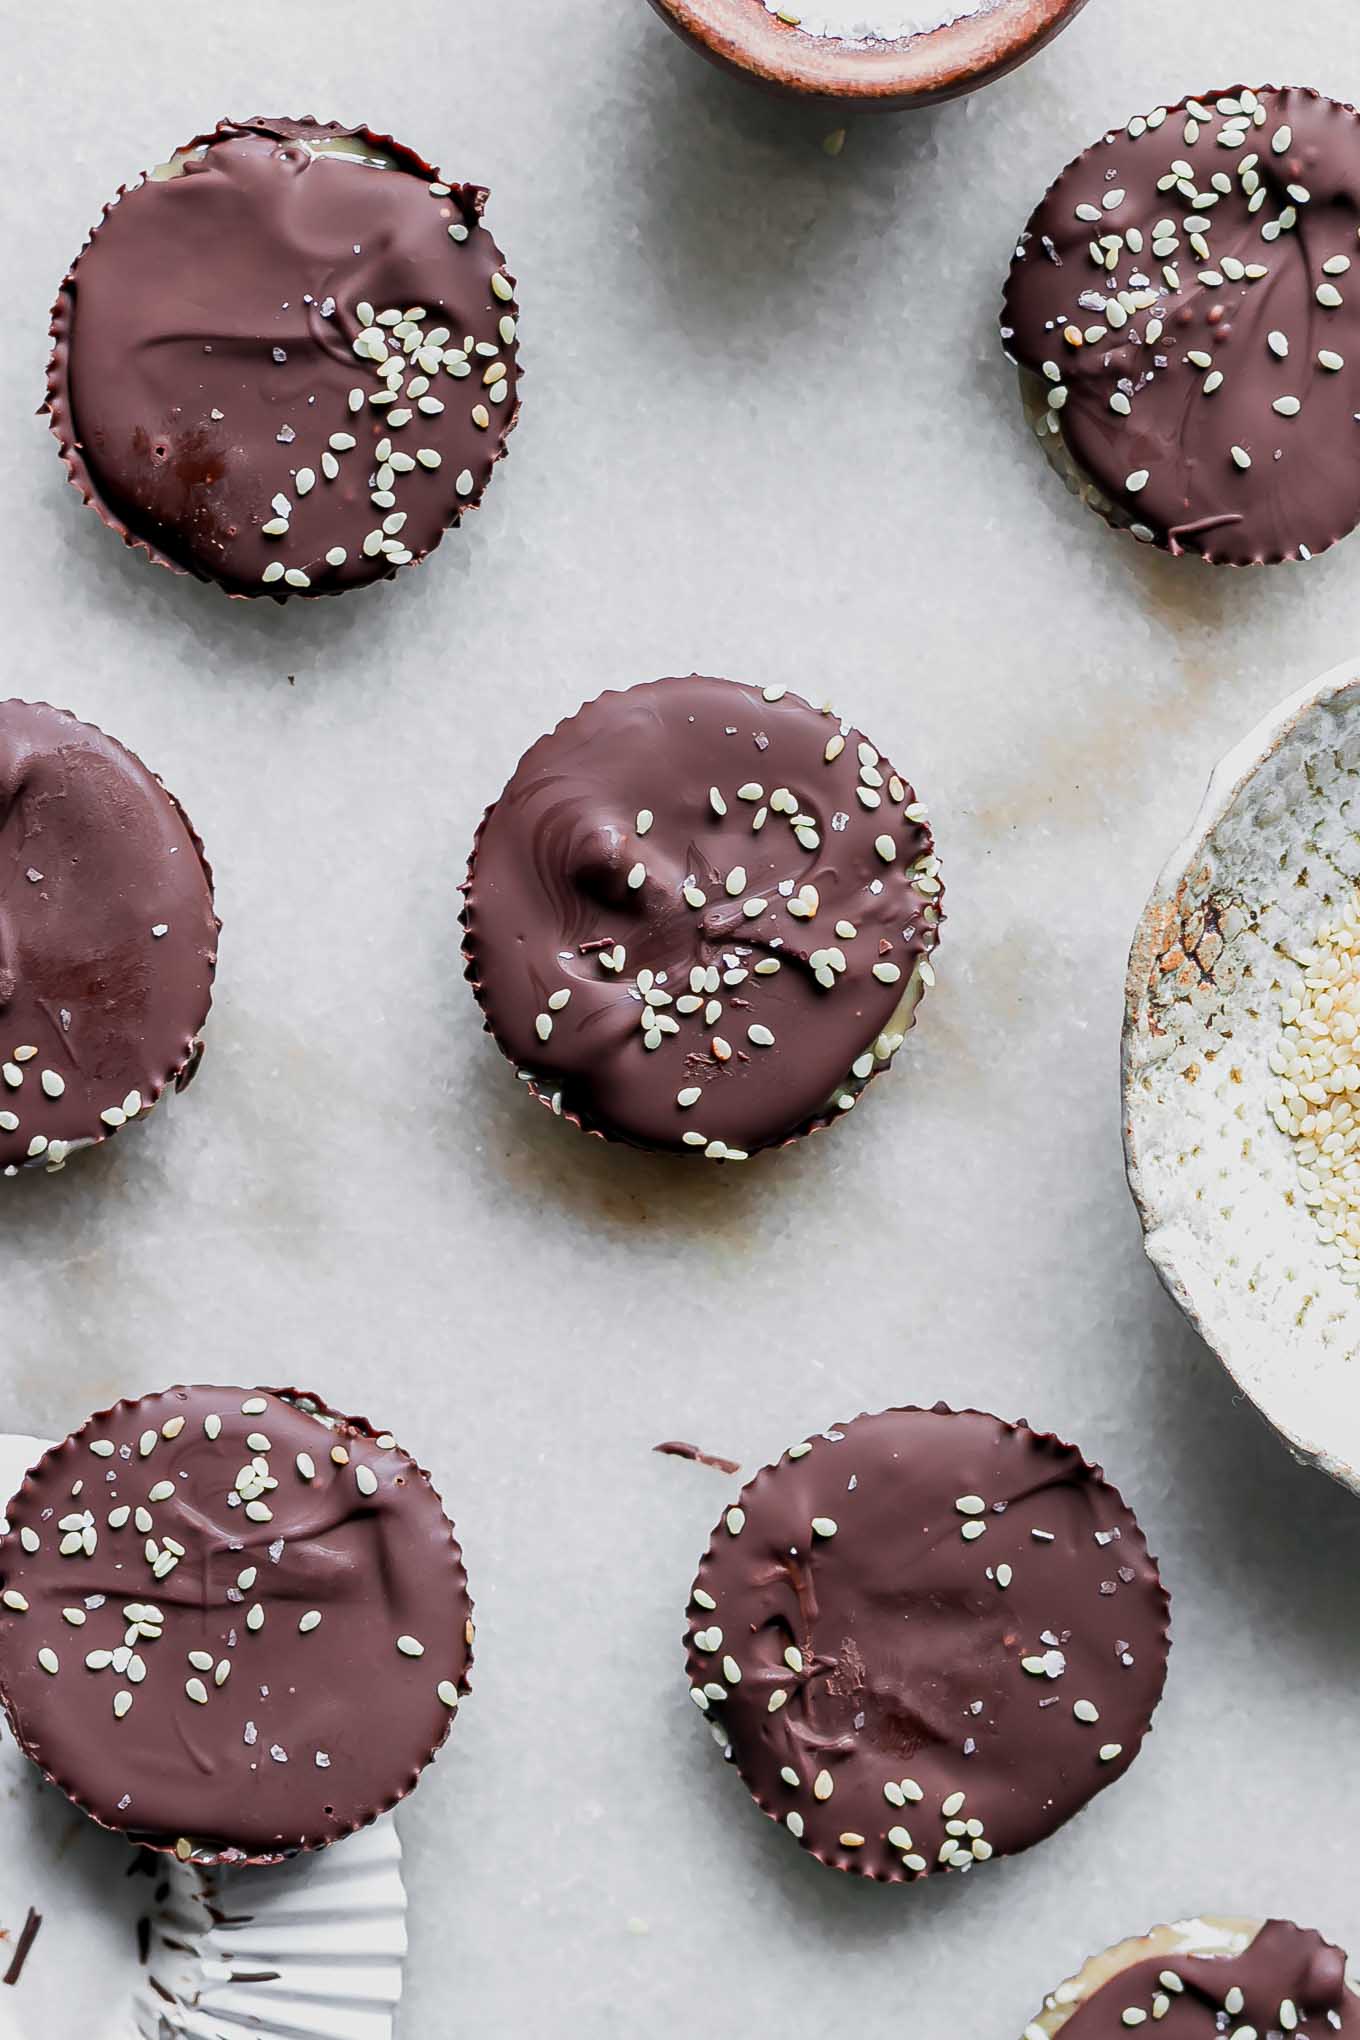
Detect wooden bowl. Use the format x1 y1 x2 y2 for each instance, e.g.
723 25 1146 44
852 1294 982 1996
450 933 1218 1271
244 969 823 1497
644 0 1090 111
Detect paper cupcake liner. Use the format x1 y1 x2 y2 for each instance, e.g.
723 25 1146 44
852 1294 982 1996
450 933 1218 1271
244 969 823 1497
0 1436 408 2040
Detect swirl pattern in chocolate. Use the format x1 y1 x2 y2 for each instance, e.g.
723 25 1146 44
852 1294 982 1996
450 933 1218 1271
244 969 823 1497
0 1387 472 1863
1003 86 1360 564
462 676 942 1158
1044 1920 1355 2037
685 1407 1170 1881
0 700 218 1176
46 116 520 598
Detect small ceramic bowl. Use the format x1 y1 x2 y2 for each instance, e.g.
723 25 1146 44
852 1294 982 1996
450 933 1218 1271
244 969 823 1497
1123 656 1360 1495
644 0 1089 111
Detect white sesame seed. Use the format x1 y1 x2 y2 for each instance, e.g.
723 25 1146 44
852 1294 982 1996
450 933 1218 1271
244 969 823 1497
397 1634 424 1657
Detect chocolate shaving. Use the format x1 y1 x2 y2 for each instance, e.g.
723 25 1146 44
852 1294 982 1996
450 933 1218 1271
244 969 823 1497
654 1440 741 1476
3 1908 41 1987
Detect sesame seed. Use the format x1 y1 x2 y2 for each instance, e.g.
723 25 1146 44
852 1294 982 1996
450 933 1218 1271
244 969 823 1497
397 1634 424 1657
811 1516 837 1538
726 1508 745 1535
356 1464 379 1497
1230 444 1253 469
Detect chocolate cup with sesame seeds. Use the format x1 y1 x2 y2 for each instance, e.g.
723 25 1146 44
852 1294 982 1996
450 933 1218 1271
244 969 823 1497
0 1387 473 1867
684 1406 1170 1883
0 699 218 1179
1022 1918 1360 2036
1002 86 1360 567
461 675 942 1162
46 116 520 600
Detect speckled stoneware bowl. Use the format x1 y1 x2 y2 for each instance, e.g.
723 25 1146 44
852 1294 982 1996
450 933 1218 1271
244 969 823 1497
644 0 1089 110
1124 657 1360 1494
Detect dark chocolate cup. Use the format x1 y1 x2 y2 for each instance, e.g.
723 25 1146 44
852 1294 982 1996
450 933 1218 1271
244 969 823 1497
1025 1918 1359 2035
461 676 943 1163
684 1406 1171 1882
0 700 218 1177
0 1386 473 1866
1002 85 1360 567
45 116 521 601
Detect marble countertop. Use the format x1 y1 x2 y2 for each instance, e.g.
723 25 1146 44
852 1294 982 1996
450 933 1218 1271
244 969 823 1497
4 2 1360 2033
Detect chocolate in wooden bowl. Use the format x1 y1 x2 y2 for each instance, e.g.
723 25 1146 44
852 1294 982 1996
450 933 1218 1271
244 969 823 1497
644 0 1090 111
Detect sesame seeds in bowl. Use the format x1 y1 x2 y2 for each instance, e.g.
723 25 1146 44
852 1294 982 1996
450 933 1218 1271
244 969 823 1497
644 0 1089 110
1123 657 1360 1496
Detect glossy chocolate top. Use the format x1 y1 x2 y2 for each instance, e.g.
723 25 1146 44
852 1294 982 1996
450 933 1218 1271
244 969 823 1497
685 1407 1169 1880
1056 1921 1355 2036
0 1387 472 1862
463 677 942 1158
48 117 520 598
0 701 217 1175
1003 86 1360 564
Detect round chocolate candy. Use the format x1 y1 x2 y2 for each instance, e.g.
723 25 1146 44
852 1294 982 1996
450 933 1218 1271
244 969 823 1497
47 117 520 599
1002 86 1360 565
684 1406 1170 1881
462 676 942 1159
0 700 218 1177
0 1387 472 1864
1024 1917 1358 2037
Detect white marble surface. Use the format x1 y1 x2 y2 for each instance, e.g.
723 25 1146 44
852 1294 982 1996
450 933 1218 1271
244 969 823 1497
4 3 1360 2035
